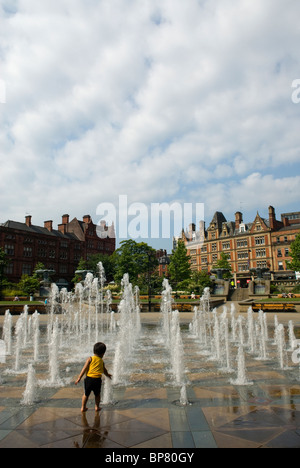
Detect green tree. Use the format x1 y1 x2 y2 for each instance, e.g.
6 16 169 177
189 270 212 295
0 248 8 300
33 262 46 276
214 252 232 279
287 233 300 272
113 240 158 286
18 275 40 297
86 253 116 283
168 239 191 288
72 257 88 284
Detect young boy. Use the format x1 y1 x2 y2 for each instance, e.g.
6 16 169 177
75 342 112 412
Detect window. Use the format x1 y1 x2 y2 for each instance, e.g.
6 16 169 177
237 239 248 248
257 261 267 268
255 236 265 245
256 248 266 257
238 251 249 259
38 248 47 258
49 250 56 259
60 251 68 260
277 249 282 257
5 244 14 256
4 262 13 274
22 264 32 275
23 246 32 257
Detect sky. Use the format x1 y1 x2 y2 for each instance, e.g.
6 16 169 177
0 0 300 251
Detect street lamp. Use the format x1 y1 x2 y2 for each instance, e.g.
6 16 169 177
147 252 152 312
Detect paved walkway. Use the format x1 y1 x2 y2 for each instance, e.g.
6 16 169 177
1 305 300 449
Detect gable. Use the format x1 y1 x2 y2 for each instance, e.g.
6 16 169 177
250 213 269 233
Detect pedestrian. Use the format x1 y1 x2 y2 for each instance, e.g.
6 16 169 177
75 342 112 413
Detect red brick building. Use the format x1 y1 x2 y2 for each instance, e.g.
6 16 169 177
0 214 115 285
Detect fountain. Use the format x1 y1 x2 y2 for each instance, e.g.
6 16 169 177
249 267 270 297
102 375 114 406
112 274 142 385
230 345 253 386
49 319 61 385
35 269 56 297
21 364 37 406
275 324 289 370
211 268 230 296
1 263 300 420
14 315 24 372
32 311 40 362
2 310 12 356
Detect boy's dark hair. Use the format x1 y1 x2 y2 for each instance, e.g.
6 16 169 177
94 342 106 356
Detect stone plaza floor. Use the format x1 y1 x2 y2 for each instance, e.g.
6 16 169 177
1 309 300 449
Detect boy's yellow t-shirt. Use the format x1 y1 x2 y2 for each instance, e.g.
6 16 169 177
86 355 104 378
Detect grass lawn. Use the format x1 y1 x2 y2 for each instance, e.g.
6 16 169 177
256 297 300 302
0 301 43 306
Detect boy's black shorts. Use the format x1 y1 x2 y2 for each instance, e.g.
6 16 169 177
84 376 102 397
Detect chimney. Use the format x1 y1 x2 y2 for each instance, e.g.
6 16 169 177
62 214 69 225
58 224 67 235
235 212 243 230
25 215 32 227
44 220 53 232
83 215 91 224
268 206 276 230
283 217 290 227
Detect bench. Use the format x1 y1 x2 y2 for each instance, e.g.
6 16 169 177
277 294 300 298
252 303 296 312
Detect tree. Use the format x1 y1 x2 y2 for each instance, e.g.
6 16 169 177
0 248 8 300
72 257 88 284
189 271 212 295
18 275 40 297
113 240 158 286
214 252 232 279
287 233 300 272
86 254 115 283
168 239 191 288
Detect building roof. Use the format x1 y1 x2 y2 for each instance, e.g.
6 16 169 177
1 220 79 241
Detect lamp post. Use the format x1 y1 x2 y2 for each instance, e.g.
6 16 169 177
147 252 152 312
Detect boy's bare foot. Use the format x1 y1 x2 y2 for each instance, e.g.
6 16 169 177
95 407 101 412
81 407 88 413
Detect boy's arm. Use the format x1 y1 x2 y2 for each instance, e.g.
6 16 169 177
75 357 91 384
103 363 112 379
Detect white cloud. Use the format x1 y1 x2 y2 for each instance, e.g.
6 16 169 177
0 0 299 248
